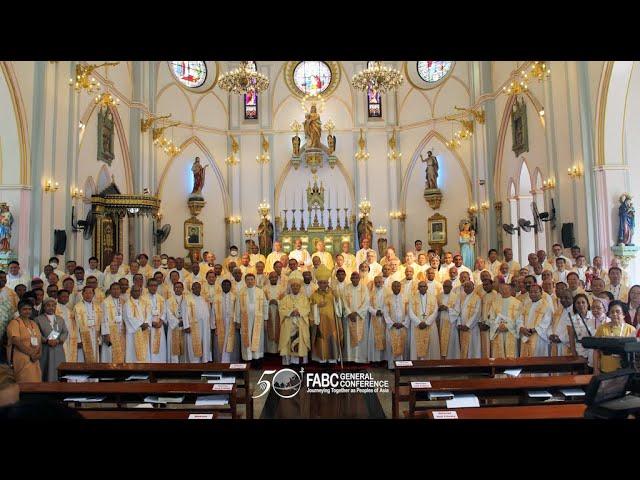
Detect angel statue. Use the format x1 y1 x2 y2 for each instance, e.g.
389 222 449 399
0 203 14 251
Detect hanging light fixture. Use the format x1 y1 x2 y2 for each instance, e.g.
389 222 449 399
69 62 119 95
218 61 269 95
351 61 404 95
95 92 120 108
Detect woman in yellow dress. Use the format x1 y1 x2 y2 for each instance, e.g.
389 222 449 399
7 301 42 383
594 300 637 373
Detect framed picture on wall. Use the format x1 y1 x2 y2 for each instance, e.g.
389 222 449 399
428 213 447 245
184 221 203 249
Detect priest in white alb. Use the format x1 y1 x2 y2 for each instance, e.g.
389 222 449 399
166 281 188 363
289 239 312 271
212 279 240 363
74 287 102 363
437 279 461 359
517 284 553 357
487 283 521 358
145 279 167 363
342 271 370 363
383 281 410 369
124 285 152 363
264 271 286 355
458 281 482 359
190 282 212 362
101 282 126 363
311 241 334 272
367 275 387 363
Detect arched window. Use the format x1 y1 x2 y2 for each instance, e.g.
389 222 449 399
170 61 207 88
366 62 382 118
293 61 332 96
518 161 535 265
417 61 454 83
244 61 258 120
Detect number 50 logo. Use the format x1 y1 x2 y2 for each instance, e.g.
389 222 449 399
252 368 302 399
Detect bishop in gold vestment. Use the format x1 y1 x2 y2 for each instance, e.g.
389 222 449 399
278 272 311 364
309 266 343 363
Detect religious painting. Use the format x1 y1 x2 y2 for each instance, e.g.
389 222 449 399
511 96 529 157
184 221 203 249
428 213 447 245
367 87 382 118
97 107 115 166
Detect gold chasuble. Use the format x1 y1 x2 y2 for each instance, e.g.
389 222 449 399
264 283 286 345
411 293 438 358
185 295 202 358
278 293 311 358
478 289 499 358
488 297 521 358
385 295 409 357
214 292 236 353
74 302 102 363
129 297 151 362
57 304 77 362
238 288 266 352
437 290 460 357
369 288 387 352
309 289 343 361
103 298 127 363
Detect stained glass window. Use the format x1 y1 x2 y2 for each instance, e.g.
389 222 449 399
170 61 207 88
416 61 453 83
293 61 332 96
244 61 258 119
367 87 382 118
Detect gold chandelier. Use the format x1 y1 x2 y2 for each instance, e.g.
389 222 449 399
218 61 269 94
152 121 182 157
95 92 120 108
69 62 119 94
351 61 404 94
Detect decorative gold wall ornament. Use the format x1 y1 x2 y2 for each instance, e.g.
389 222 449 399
69 62 119 94
355 129 370 161
225 135 240 166
94 92 120 108
218 61 269 94
141 113 171 133
454 106 485 124
352 61 404 94
387 129 402 161
256 132 270 164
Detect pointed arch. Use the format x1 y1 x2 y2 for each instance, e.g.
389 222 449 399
194 90 228 119
156 83 195 123
518 158 532 196
0 61 30 184
79 101 133 194
156 135 230 218
400 129 472 212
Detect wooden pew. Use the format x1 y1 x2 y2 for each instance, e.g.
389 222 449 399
20 382 238 419
409 404 587 420
408 374 592 417
57 362 253 418
392 356 589 418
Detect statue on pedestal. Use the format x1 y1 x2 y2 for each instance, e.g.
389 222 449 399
618 193 635 246
304 105 322 149
258 218 274 256
292 135 301 156
190 157 208 199
421 151 439 190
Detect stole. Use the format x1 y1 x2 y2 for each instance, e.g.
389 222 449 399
460 295 479 359
188 299 203 358
386 297 408 357
105 301 126 363
167 297 184 356
151 296 164 355
58 305 78 363
240 289 264 352
76 303 100 363
412 296 436 358
521 305 545 357
370 292 386 351
345 285 367 347
131 299 150 362
549 307 564 357
438 291 459 357
490 301 518 358
214 294 236 353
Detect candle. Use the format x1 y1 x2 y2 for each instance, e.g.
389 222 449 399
328 188 331 209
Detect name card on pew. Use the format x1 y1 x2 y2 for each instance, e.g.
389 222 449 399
212 384 234 392
188 413 214 420
411 381 432 389
230 363 247 369
432 411 459 419
396 361 413 367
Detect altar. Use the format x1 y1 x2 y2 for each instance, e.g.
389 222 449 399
276 176 355 254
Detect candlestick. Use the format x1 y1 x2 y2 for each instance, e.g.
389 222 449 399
328 188 330 209
282 209 289 231
327 208 333 231
291 208 297 230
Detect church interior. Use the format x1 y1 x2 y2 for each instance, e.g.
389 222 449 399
1 60 639 421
